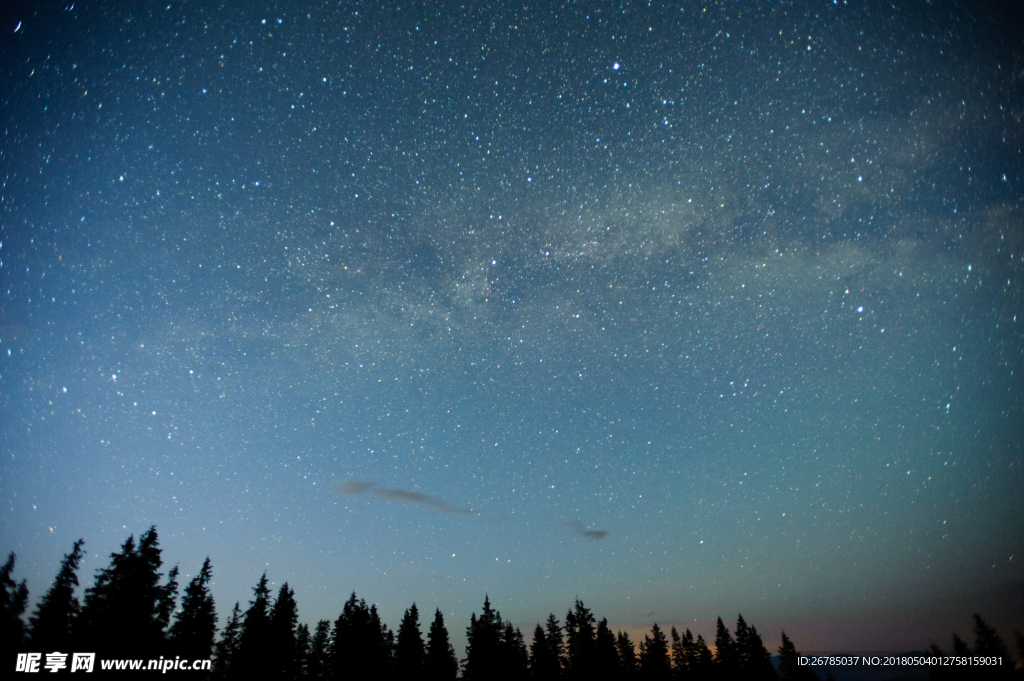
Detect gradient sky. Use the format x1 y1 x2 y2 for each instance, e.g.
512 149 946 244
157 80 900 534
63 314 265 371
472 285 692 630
2 0 1022 657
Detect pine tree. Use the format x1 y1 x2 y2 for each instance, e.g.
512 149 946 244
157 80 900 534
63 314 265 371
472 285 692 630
530 624 559 681
1 552 29 658
269 583 299 679
564 599 597 681
545 614 565 676
307 619 331 680
734 614 776 680
28 539 84 653
395 603 425 679
424 608 458 681
713 617 739 674
638 623 671 681
330 592 392 680
463 595 503 680
169 558 217 664
616 631 638 680
234 573 273 679
78 527 175 657
595 619 621 680
295 623 311 679
212 602 242 680
691 633 713 679
670 627 685 678
778 631 818 681
500 620 529 680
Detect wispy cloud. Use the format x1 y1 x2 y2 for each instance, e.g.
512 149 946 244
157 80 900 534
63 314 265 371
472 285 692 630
335 480 474 515
568 519 609 540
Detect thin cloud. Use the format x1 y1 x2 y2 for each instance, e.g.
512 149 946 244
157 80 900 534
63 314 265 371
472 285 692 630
568 519 609 540
335 480 474 515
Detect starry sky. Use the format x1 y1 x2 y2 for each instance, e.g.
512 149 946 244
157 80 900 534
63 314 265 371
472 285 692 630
2 0 1022 656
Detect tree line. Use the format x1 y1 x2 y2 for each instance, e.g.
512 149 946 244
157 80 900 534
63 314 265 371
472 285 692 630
2 528 1021 679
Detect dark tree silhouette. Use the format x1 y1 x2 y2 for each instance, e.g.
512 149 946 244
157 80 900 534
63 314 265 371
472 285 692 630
295 623 311 678
28 539 84 653
670 627 685 678
1 552 29 658
424 608 458 681
500 620 530 680
212 602 242 680
530 623 560 681
395 603 425 679
638 623 671 681
268 582 300 679
691 631 714 679
595 618 621 680
463 595 503 680
306 619 332 680
616 631 638 680
77 527 178 657
778 631 819 681
330 592 393 680
233 573 273 679
545 613 565 676
735 613 777 680
564 599 597 681
713 616 740 674
169 557 217 664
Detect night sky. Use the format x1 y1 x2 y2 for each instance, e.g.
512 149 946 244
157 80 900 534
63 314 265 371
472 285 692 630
2 0 1022 655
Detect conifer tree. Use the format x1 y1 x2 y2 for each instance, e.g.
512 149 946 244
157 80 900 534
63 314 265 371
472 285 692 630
212 602 242 680
234 573 273 679
595 618 621 680
28 539 84 653
713 617 739 674
734 614 777 680
530 623 560 681
564 599 597 681
307 619 331 680
463 595 503 680
169 557 217 664
78 527 175 657
269 583 299 679
638 623 671 681
691 633 713 678
545 614 565 676
670 627 685 678
295 623 311 679
777 631 819 681
500 620 530 680
1 552 28 658
616 631 638 680
395 603 425 679
424 608 458 681
330 592 392 680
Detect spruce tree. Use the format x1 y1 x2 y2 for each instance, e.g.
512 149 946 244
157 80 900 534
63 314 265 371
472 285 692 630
692 634 713 678
713 617 739 674
638 623 671 681
500 620 530 680
424 608 458 681
1 552 28 658
330 592 392 680
395 603 425 679
544 614 565 676
294 623 311 679
268 583 299 679
307 619 331 680
595 619 621 680
28 539 84 653
169 557 217 664
212 602 242 680
735 614 776 680
78 527 175 657
564 599 597 681
463 595 503 680
530 624 558 681
777 631 818 681
234 573 273 678
616 631 638 680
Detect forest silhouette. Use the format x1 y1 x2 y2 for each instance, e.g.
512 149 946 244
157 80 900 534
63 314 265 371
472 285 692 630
2 528 1022 679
